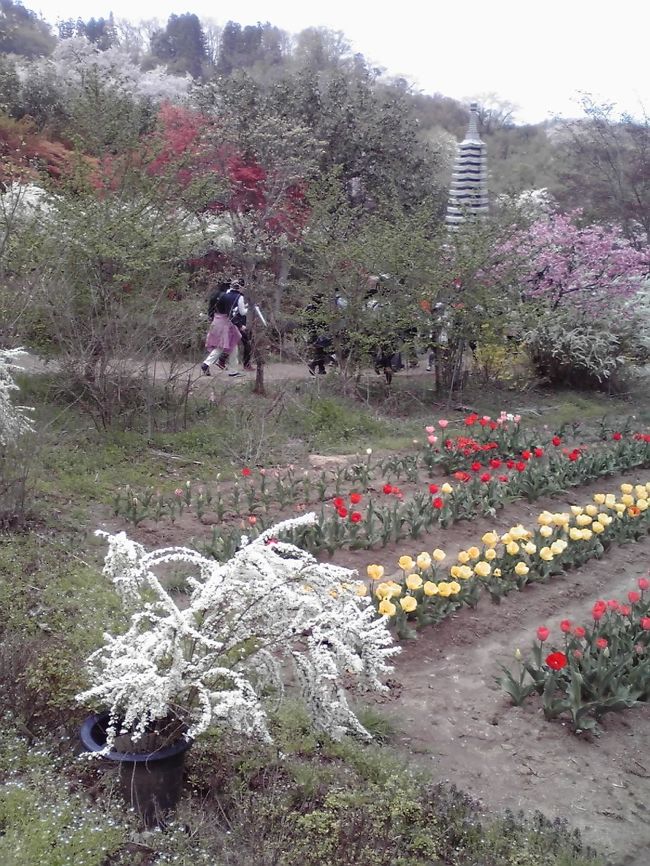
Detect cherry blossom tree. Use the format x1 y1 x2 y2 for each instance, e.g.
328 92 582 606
500 211 649 313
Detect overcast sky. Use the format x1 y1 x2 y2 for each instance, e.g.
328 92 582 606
31 0 650 124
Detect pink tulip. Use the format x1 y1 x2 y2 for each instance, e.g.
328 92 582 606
425 425 435 434
427 435 437 445
438 419 449 428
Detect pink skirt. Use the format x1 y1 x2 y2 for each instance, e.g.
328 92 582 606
205 314 242 352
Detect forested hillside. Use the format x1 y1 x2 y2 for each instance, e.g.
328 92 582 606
0 0 648 228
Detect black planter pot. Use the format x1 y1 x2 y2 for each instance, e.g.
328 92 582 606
80 712 192 828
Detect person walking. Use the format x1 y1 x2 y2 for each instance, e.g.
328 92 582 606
201 279 248 377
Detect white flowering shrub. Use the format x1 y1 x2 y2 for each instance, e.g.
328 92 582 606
0 349 34 446
77 514 398 753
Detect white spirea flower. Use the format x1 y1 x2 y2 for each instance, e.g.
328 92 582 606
79 514 398 752
0 348 34 446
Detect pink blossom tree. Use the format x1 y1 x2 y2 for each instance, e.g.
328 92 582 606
500 211 649 314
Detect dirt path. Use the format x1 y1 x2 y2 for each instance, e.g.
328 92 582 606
336 477 650 866
12 351 435 387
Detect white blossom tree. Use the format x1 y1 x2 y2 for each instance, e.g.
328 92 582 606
78 514 398 752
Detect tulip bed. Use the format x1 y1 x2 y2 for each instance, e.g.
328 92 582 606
206 424 650 560
364 481 650 639
108 413 650 562
500 578 650 734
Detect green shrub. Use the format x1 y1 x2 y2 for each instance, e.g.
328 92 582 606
523 308 650 391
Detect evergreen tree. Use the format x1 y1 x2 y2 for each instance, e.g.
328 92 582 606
150 13 207 79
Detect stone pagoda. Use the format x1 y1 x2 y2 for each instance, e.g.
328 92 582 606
445 102 488 229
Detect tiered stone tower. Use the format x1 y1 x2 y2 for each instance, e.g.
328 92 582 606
445 102 488 229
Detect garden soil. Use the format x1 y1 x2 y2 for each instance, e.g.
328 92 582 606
326 480 650 866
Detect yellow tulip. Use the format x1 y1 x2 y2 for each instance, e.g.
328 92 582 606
597 513 613 525
550 539 567 555
636 485 647 499
432 548 446 562
604 494 616 507
355 583 368 597
637 499 648 511
569 527 583 541
585 504 599 517
457 550 470 564
539 546 554 561
485 548 497 561
501 532 512 544
406 573 423 591
493 568 502 577
506 541 520 556
510 525 527 540
553 512 570 526
537 511 554 526
621 494 634 506
593 494 606 504
539 525 553 538
482 531 499 547
523 542 537 555
591 521 605 534
398 555 415 572
620 483 634 494
437 581 452 597
387 581 402 598
570 505 583 516
400 595 417 613
614 503 626 514
416 552 432 570
457 565 473 580
514 562 529 576
474 561 491 577
450 565 461 579
441 482 453 494
378 598 396 616
467 546 481 560
375 582 392 599
448 581 461 595
367 564 385 581
581 528 593 540
576 514 592 527
423 581 438 596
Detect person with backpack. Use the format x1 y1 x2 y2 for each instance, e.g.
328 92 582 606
201 279 249 377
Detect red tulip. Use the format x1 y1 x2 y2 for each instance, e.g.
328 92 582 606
536 626 550 642
545 651 567 671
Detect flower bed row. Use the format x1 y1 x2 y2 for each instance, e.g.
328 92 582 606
500 577 650 735
364 481 650 639
203 447 650 560
113 416 649 530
